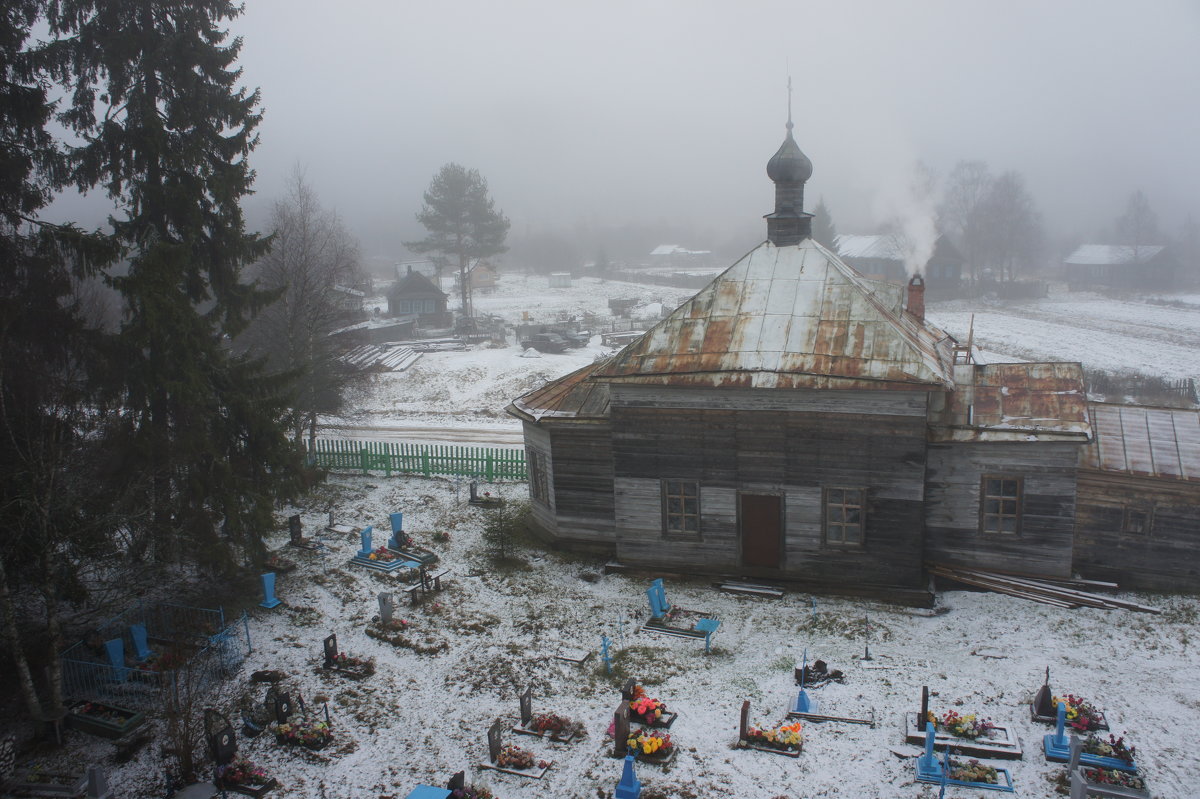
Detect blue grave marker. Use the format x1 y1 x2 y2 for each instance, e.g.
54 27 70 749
793 648 818 714
359 525 374 557
129 623 154 662
615 753 641 799
601 635 613 674
388 513 404 549
916 726 941 781
646 578 670 620
105 638 128 682
259 572 282 609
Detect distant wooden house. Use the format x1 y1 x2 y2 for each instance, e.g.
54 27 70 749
1063 244 1176 291
387 265 451 328
468 260 499 291
835 233 964 294
331 284 365 313
1072 403 1200 591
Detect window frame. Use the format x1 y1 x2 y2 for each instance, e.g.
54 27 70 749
822 486 866 547
1122 505 1152 536
527 448 550 507
979 475 1023 535
661 479 701 538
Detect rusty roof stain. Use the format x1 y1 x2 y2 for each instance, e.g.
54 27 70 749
930 362 1090 442
508 358 612 421
590 239 955 390
1083 402 1200 481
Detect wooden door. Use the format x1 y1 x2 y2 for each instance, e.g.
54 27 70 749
740 494 782 569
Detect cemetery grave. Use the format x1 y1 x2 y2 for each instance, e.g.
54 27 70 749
905 685 1024 759
914 727 1016 792
204 709 278 797
736 700 803 757
319 633 376 680
1031 666 1109 731
608 704 677 767
786 652 874 726
621 678 676 728
478 720 552 779
386 512 441 566
348 526 419 574
1043 703 1138 773
639 579 720 649
467 481 505 508
510 686 584 743
285 514 321 551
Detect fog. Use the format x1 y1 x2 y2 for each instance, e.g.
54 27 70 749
50 0 1200 265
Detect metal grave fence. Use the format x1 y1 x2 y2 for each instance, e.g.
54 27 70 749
59 601 251 712
307 439 527 481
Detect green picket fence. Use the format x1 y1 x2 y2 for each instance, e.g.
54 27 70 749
307 439 527 481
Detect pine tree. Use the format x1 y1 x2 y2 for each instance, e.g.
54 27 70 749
405 163 510 326
812 197 839 250
42 0 304 574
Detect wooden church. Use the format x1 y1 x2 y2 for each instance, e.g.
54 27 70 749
507 113 1198 603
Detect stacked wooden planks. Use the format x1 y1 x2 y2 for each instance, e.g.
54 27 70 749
927 563 1160 614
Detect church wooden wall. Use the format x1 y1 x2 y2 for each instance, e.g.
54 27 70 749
1073 470 1200 591
924 441 1080 577
609 385 929 592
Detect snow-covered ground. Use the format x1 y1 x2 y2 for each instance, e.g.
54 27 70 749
77 476 1200 799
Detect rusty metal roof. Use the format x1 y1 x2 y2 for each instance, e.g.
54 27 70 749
931 362 1091 442
1084 402 1200 481
508 358 611 422
589 239 955 390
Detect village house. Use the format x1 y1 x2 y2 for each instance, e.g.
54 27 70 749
1063 244 1177 291
508 117 1200 602
835 233 964 295
387 264 452 328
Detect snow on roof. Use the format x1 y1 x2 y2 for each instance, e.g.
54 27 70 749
1085 402 1200 481
650 244 711 256
834 233 905 261
333 284 365 297
1064 244 1165 266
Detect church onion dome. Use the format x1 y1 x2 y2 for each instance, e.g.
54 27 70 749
766 125 813 184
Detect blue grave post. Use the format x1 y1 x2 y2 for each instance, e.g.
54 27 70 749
129 623 153 662
104 639 128 682
793 648 818 714
939 746 950 799
916 726 943 781
359 525 374 557
601 635 613 674
259 572 282 609
388 513 404 549
695 618 720 653
646 578 670 620
615 753 641 799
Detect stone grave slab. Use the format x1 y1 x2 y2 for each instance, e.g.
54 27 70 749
511 686 580 744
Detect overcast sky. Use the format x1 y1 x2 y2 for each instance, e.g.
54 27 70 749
163 1 1200 260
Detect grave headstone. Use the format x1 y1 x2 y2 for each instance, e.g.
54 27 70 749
519 686 533 728
323 634 339 669
739 700 750 742
269 690 293 724
359 526 373 557
204 710 237 767
1032 666 1053 718
919 685 929 732
259 572 282 609
105 638 128 682
646 579 669 620
85 766 113 799
615 753 641 799
378 592 394 626
130 624 153 662
388 513 404 549
469 482 479 502
863 614 873 661
288 515 303 545
328 511 335 529
486 720 503 764
612 704 631 758
447 772 465 791
621 677 637 702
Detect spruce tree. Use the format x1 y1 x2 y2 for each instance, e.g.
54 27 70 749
42 0 304 569
812 197 839 250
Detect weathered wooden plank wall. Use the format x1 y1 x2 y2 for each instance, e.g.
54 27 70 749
1073 471 1200 591
609 385 929 591
924 441 1080 577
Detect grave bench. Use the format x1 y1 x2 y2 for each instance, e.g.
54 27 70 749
402 569 450 603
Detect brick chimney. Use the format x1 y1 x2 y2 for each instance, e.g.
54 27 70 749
906 274 925 322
